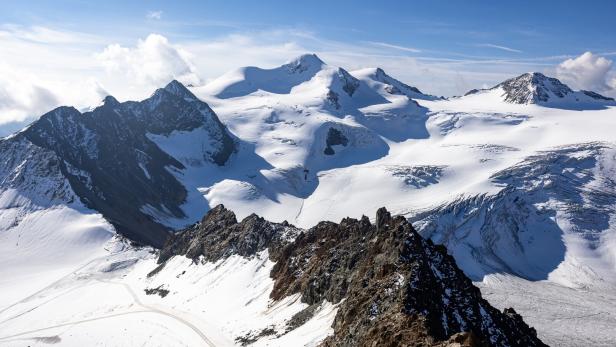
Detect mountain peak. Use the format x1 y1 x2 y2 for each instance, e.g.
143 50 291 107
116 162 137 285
102 95 119 106
496 72 574 104
374 67 387 78
513 72 561 85
359 66 439 100
464 72 615 106
283 53 325 73
38 106 81 123
162 79 196 99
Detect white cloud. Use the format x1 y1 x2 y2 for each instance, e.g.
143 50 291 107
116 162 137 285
0 25 111 129
147 11 163 20
97 34 201 88
556 52 613 92
0 24 101 44
0 62 111 128
365 41 421 53
475 43 522 53
0 63 60 125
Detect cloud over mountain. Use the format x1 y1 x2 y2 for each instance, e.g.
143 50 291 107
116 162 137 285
97 34 201 88
557 52 614 94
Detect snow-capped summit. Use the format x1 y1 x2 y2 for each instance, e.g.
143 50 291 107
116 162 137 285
282 53 325 74
353 67 441 101
464 72 615 107
201 53 328 98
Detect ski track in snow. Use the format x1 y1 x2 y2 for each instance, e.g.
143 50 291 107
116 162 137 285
0 252 216 347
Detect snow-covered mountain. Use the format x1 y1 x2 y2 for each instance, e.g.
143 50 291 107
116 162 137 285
464 72 615 108
353 67 442 101
2 54 616 346
203 54 327 99
0 80 235 247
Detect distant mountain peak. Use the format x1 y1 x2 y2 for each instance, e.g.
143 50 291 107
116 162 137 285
160 79 197 99
39 106 80 123
372 67 422 94
467 71 616 105
283 53 325 73
102 95 120 106
497 72 573 104
356 67 440 101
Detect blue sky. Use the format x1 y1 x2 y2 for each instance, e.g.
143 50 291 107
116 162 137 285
1 0 615 134
3 0 615 58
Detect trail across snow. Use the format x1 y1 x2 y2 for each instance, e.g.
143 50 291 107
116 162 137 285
0 245 338 347
0 249 217 347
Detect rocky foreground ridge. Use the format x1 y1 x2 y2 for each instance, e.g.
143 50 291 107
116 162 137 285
155 205 547 347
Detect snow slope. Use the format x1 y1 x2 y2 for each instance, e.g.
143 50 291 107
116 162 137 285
0 246 338 347
0 137 115 309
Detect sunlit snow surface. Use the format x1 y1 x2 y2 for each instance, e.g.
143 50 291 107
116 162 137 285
0 245 337 347
2 57 616 346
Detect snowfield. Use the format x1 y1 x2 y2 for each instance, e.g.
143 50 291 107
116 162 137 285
0 244 338 347
2 54 616 346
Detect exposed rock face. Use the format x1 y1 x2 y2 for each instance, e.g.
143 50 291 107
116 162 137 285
1 80 235 247
497 72 571 104
0 137 73 202
158 204 300 264
581 90 615 101
336 68 360 97
158 205 547 347
323 128 349 155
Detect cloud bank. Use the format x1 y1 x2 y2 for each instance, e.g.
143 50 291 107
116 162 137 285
556 51 613 93
97 34 201 88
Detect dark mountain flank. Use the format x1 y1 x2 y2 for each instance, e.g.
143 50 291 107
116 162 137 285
1 81 235 247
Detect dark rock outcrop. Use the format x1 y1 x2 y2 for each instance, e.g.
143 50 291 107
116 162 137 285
336 68 360 97
323 128 349 155
158 204 300 264
157 205 547 347
581 90 615 101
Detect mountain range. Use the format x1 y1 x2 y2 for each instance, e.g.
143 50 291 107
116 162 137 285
1 54 616 346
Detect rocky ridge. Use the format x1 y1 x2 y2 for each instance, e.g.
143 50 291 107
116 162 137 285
157 205 547 347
